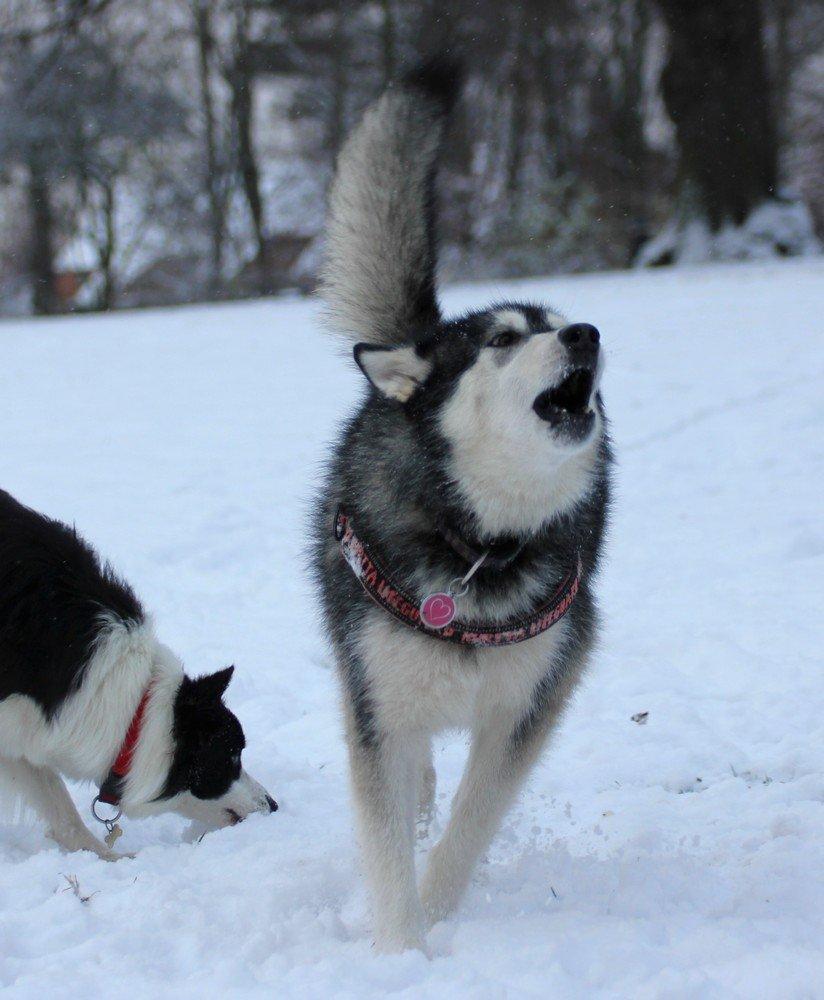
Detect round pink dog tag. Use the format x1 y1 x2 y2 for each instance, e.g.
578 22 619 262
420 592 456 629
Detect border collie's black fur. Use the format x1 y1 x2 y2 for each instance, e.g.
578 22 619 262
0 489 144 718
0 489 275 859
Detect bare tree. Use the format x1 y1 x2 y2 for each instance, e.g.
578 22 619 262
0 2 184 312
226 0 267 292
1 0 821 316
380 0 397 86
656 0 777 229
194 0 228 298
26 161 57 313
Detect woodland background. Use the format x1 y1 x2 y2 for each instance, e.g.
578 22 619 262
0 0 821 315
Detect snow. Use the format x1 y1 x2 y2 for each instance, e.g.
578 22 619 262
636 199 821 267
1 259 823 997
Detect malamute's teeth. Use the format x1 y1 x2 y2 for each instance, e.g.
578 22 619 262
547 367 595 415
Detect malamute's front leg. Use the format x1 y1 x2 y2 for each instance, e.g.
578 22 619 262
417 743 436 839
347 724 429 952
419 671 578 925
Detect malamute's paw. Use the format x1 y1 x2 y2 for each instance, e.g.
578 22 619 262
373 928 429 956
373 906 429 955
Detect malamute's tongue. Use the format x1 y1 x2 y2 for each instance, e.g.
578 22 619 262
548 368 594 414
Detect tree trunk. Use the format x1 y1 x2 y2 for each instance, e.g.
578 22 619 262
656 0 778 229
97 179 116 311
538 5 579 181
380 0 395 87
228 0 267 293
770 0 792 148
194 0 225 298
327 4 348 159
27 163 57 315
611 0 651 258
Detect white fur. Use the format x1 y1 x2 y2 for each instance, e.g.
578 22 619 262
0 619 273 858
347 606 578 952
360 610 570 738
0 619 159 783
0 757 124 860
321 88 444 346
156 770 273 826
439 326 604 537
543 310 567 329
358 345 432 402
491 309 530 333
323 75 606 952
343 316 605 951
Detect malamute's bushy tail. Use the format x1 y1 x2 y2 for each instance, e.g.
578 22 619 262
320 58 461 346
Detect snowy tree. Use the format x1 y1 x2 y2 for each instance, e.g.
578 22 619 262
0 3 185 310
0 0 821 314
639 0 820 264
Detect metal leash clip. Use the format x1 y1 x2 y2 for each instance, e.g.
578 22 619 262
91 795 124 849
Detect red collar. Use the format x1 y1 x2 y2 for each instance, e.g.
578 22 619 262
334 508 581 648
97 684 153 806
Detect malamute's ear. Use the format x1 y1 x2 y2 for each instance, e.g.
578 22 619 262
354 343 432 402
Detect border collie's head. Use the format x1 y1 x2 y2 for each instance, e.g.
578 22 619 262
355 302 606 538
155 666 276 828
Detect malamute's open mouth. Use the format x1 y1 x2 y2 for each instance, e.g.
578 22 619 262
548 367 594 414
533 367 596 439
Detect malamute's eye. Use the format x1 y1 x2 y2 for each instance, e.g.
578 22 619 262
487 330 522 349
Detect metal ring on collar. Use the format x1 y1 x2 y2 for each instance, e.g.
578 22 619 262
91 795 122 828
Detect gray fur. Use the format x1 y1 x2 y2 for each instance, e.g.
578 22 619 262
312 64 611 952
319 74 449 346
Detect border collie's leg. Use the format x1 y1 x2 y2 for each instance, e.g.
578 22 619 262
420 659 585 925
347 723 428 952
0 757 123 861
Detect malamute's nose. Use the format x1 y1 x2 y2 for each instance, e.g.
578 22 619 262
559 323 600 361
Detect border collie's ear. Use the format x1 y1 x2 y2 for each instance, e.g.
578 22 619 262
198 665 234 700
354 343 432 402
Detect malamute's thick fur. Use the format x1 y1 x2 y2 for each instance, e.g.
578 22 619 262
313 62 611 951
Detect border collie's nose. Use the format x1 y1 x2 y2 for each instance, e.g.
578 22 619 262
265 795 278 813
559 323 600 358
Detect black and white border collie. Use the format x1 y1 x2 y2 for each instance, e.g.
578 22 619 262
0 489 276 860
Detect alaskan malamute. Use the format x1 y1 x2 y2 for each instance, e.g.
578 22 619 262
313 61 611 951
0 489 276 859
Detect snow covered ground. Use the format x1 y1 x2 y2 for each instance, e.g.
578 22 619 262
1 259 822 998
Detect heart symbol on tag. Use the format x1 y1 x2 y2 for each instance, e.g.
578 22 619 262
420 592 456 629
